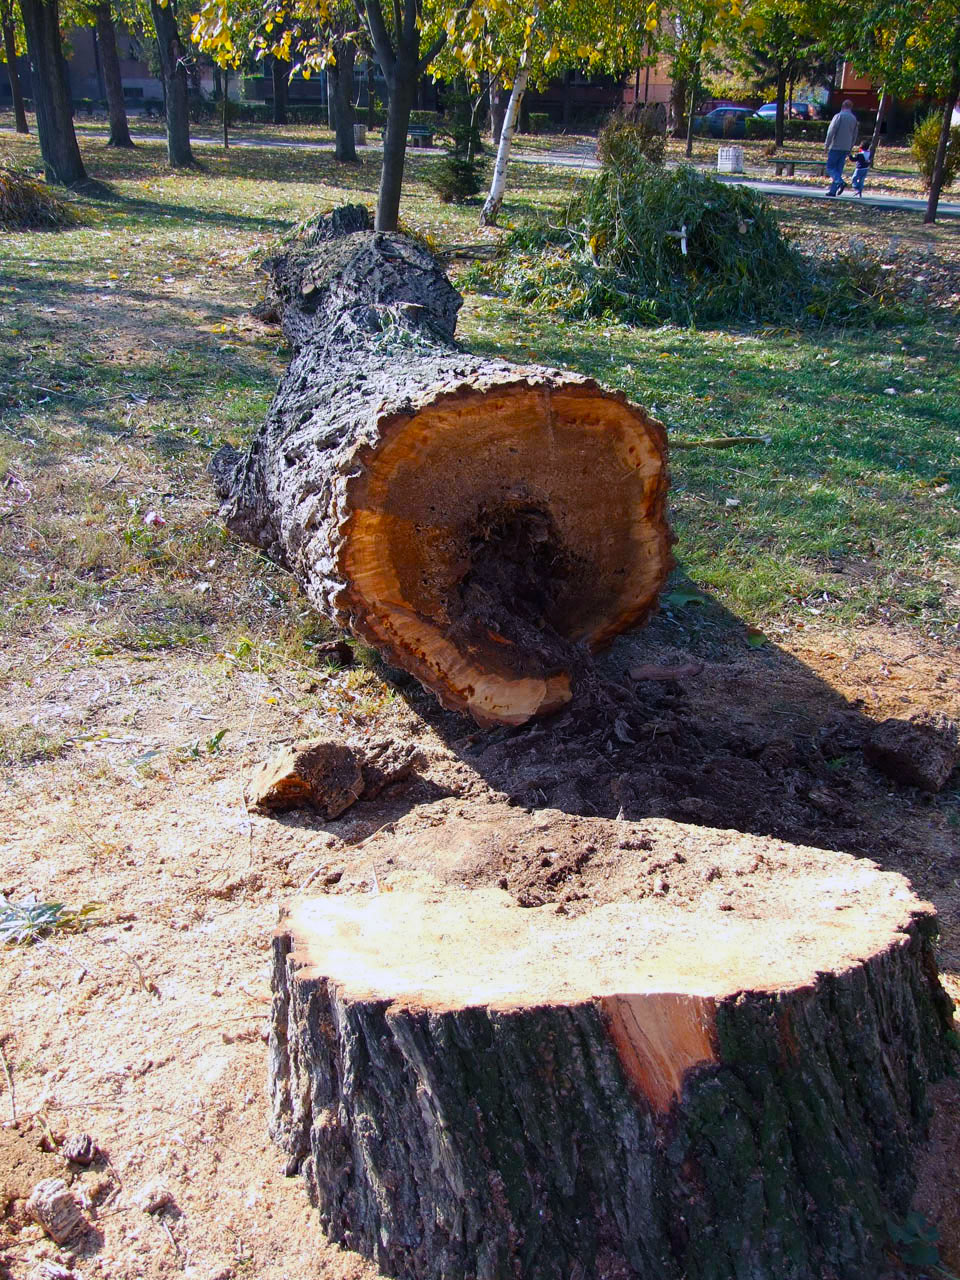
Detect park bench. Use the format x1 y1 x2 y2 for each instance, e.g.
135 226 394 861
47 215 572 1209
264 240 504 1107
772 158 827 177
407 125 435 148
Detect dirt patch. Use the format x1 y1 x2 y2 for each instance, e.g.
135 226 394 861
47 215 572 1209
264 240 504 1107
1 617 958 1279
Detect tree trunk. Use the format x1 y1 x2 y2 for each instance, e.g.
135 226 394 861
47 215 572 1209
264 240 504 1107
924 59 960 224
94 2 132 147
149 0 193 167
271 54 288 124
212 208 670 728
17 0 86 184
489 74 505 143
222 65 229 148
2 19 29 133
481 63 529 226
330 37 356 162
684 68 697 158
669 73 686 137
562 68 573 129
269 813 954 1280
869 86 888 159
376 62 412 231
775 63 787 148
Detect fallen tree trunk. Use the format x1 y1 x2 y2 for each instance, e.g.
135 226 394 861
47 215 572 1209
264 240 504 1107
269 814 954 1280
212 206 670 727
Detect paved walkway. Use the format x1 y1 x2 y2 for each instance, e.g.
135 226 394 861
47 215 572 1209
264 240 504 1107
31 124 960 219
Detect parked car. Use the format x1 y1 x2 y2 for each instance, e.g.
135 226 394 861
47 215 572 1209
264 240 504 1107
700 106 754 138
755 101 818 120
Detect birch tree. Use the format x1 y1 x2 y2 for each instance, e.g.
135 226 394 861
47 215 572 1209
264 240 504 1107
438 0 658 226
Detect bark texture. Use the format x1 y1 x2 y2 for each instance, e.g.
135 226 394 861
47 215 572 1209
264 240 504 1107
149 0 193 168
329 37 357 163
2 18 28 133
271 53 288 124
18 0 86 184
94 1 133 148
269 865 954 1280
212 207 671 727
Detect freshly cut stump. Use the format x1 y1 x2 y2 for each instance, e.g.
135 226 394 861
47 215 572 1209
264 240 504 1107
212 206 670 727
269 828 953 1280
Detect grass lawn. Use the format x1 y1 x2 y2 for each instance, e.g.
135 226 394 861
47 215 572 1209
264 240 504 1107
1 126 958 651
2 123 960 1279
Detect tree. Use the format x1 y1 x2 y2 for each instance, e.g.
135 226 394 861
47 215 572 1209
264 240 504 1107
194 0 457 230
90 0 135 145
821 0 960 222
438 0 658 226
269 50 288 120
734 0 820 147
150 0 194 166
0 0 29 132
18 0 87 183
659 0 744 157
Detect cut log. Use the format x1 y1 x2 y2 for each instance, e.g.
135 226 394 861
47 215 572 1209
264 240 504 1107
212 206 670 727
269 817 954 1280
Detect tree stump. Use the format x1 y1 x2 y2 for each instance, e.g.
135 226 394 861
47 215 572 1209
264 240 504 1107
212 206 670 727
269 819 953 1280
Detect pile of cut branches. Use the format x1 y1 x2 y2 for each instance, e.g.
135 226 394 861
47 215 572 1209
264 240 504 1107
0 162 79 231
471 157 907 328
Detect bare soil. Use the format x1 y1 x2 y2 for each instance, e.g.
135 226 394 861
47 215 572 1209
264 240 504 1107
1 608 959 1280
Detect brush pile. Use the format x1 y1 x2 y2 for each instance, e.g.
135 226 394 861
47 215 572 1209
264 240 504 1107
477 153 905 328
0 162 79 231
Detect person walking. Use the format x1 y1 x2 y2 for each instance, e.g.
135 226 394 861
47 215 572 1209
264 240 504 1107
824 99 859 196
851 143 871 196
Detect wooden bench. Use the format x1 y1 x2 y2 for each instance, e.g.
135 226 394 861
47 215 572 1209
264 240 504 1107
407 125 435 148
772 158 827 177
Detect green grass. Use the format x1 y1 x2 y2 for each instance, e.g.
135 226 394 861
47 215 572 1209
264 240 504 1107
0 124 957 654
458 304 960 628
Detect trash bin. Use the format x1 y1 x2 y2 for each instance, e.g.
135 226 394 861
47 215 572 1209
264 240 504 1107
354 123 367 146
717 146 744 173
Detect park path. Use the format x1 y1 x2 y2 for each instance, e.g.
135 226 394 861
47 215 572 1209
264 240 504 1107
14 122 960 218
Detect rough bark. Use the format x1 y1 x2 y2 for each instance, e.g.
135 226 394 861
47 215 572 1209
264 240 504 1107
271 54 288 124
330 37 357 163
868 87 888 160
212 207 671 727
269 826 954 1280
94 1 133 147
149 0 193 168
924 56 960 224
17 0 86 184
488 75 505 144
2 18 29 133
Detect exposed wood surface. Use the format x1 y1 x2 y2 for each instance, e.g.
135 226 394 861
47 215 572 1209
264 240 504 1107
269 814 954 1280
213 206 670 727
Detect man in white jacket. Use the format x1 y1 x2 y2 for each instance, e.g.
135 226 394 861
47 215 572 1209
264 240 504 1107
824 99 859 196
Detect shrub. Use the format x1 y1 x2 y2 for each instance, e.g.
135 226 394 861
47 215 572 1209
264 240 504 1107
0 162 79 230
911 111 960 190
528 112 552 134
426 82 484 202
597 111 665 169
428 154 485 202
746 115 775 140
409 109 440 130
